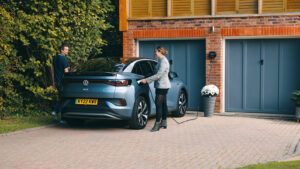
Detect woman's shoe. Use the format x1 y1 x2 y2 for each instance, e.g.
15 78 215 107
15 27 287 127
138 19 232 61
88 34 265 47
160 120 167 129
151 122 161 132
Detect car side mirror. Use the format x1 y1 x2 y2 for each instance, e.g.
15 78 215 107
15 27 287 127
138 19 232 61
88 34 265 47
169 72 178 79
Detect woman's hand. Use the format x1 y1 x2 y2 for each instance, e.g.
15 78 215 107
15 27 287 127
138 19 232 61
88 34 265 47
141 79 147 84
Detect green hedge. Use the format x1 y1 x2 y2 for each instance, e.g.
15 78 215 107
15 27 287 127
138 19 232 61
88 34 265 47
0 0 114 118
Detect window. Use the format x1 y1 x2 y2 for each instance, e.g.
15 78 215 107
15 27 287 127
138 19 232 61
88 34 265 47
172 0 210 16
139 61 154 77
132 62 143 75
263 0 284 13
77 58 120 73
194 0 211 15
128 0 299 19
263 0 300 13
239 0 258 14
131 0 167 17
287 0 300 12
149 61 158 73
216 0 258 14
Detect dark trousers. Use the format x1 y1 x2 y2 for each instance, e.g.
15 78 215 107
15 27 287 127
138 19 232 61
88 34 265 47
155 89 169 122
53 83 61 113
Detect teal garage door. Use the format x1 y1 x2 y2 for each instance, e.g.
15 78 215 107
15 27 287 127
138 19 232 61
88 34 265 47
139 40 206 110
226 39 300 114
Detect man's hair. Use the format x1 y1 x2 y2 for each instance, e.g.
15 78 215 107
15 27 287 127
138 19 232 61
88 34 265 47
60 43 68 51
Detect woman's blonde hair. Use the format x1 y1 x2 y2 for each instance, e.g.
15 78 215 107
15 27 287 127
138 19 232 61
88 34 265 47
156 46 168 55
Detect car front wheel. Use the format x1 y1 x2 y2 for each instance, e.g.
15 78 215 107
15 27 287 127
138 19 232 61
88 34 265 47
129 96 149 129
172 90 187 117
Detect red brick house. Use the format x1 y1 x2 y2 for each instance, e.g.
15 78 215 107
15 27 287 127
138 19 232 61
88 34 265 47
119 0 300 114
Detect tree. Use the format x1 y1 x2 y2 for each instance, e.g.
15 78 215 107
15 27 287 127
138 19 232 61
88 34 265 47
101 0 123 58
0 0 114 118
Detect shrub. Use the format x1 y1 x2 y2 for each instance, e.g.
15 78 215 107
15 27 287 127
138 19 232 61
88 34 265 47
291 90 300 106
0 0 114 118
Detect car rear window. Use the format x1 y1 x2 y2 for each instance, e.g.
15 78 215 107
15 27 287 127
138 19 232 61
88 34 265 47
77 58 123 73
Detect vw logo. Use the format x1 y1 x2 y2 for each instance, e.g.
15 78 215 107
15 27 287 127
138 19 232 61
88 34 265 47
82 80 89 86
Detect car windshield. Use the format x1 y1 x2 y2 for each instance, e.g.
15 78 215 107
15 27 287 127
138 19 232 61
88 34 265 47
77 57 124 73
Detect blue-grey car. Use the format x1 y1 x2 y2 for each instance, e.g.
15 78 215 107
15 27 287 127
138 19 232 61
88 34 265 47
60 57 188 129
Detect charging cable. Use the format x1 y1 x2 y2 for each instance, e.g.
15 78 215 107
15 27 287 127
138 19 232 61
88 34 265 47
137 80 155 102
171 110 200 124
138 79 200 125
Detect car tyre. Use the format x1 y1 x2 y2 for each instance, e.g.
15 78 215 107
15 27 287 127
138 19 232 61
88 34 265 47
129 96 149 129
66 118 85 127
172 90 187 117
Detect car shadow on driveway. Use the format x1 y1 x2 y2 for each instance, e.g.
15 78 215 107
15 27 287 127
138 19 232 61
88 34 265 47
54 119 130 130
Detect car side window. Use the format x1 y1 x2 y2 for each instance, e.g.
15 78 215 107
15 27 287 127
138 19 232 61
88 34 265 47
131 62 143 75
149 61 157 73
140 61 154 77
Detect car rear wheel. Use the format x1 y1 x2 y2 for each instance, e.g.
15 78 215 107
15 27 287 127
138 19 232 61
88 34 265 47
129 96 149 129
172 90 187 117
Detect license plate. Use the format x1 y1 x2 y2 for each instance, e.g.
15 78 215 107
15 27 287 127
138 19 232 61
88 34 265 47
76 98 98 105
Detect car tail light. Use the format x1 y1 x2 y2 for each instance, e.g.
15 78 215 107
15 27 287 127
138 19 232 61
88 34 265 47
106 80 131 86
61 79 131 86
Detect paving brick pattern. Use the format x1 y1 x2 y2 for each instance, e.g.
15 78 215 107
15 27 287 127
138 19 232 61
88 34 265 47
1 113 300 169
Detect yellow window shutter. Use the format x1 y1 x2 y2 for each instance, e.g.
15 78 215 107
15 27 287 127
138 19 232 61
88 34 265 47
239 0 258 14
152 0 167 17
287 0 300 11
172 0 192 16
216 0 236 14
262 0 284 13
194 0 211 15
131 0 167 17
131 0 150 17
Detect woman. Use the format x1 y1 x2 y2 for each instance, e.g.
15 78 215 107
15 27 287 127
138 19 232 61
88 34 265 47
141 46 171 132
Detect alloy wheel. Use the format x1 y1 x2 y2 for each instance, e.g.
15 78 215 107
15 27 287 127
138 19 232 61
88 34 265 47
178 92 187 115
137 98 148 127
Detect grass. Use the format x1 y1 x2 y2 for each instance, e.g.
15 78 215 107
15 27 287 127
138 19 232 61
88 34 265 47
236 160 300 169
0 115 56 134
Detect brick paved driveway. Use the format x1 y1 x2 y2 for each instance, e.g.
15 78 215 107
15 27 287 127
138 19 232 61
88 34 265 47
1 112 300 169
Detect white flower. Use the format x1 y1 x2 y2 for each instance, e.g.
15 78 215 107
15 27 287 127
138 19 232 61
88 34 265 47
201 84 219 97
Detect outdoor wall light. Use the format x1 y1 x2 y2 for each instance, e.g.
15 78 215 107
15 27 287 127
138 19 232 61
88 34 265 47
208 51 217 59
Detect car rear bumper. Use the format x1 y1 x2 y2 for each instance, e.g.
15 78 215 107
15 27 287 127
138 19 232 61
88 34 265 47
61 98 133 120
63 112 123 120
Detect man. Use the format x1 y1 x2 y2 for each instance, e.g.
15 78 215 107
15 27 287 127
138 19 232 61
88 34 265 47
51 44 70 120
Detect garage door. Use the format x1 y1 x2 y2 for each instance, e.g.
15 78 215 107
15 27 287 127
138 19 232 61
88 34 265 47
226 39 300 114
139 40 206 110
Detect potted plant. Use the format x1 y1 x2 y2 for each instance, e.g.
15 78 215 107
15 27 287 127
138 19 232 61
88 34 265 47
291 90 300 123
201 84 219 117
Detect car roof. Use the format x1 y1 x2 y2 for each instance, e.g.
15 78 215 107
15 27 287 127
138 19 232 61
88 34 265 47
120 57 156 65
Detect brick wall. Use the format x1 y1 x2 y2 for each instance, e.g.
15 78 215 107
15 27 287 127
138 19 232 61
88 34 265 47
123 15 300 112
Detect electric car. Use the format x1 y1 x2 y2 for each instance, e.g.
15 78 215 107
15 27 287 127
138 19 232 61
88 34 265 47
60 57 188 129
